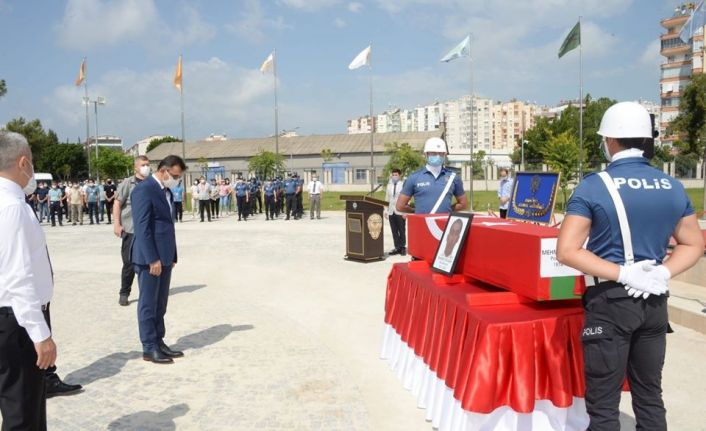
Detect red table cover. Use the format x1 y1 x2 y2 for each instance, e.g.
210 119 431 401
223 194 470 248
384 262 586 414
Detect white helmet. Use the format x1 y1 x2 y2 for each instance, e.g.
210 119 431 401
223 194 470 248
423 137 447 153
597 102 652 139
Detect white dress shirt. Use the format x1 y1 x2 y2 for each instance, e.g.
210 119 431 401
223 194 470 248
0 177 53 342
307 180 323 195
151 174 172 215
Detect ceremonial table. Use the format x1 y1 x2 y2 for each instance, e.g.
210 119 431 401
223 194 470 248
381 262 589 430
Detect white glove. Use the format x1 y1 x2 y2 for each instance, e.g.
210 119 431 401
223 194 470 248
618 260 670 299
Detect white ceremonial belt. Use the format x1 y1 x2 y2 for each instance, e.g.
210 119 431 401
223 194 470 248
584 275 610 288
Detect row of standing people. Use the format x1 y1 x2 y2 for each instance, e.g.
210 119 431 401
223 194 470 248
176 173 324 223
26 178 118 226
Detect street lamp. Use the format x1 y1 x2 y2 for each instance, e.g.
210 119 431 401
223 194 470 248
521 140 528 169
83 96 106 181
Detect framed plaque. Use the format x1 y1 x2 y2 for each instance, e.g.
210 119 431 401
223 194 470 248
431 212 474 275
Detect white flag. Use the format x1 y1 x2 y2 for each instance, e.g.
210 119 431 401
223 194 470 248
260 52 274 73
348 45 371 70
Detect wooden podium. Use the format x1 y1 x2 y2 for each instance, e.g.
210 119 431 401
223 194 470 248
340 195 389 262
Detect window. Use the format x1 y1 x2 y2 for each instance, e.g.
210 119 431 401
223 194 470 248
355 169 368 181
661 37 687 50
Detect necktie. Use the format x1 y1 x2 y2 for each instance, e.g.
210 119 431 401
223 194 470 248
393 182 397 196
313 182 317 194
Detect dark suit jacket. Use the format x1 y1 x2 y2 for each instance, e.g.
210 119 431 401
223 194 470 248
131 175 177 267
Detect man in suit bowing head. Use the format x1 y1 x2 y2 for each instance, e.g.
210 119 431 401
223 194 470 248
131 155 187 364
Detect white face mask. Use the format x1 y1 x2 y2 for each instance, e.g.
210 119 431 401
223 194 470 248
138 165 151 177
602 137 612 162
163 172 179 189
20 159 37 195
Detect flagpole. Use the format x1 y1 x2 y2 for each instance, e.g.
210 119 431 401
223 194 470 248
578 16 584 181
468 34 474 211
369 42 374 193
274 49 279 162
179 54 186 162
83 58 91 178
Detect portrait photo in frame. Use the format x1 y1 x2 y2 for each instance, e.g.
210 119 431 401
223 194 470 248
431 212 474 276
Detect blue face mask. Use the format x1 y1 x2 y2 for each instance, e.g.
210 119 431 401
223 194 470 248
427 155 444 167
391 177 399 184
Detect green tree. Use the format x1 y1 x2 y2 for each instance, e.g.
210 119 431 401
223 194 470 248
383 142 425 178
320 148 333 162
248 149 285 179
38 143 88 180
513 95 616 173
3 117 59 164
147 135 180 153
669 74 706 160
0 79 6 98
540 131 584 209
90 148 133 180
651 144 674 170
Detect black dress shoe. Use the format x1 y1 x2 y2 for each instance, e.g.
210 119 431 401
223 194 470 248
142 350 174 364
399 248 407 256
388 249 400 255
158 342 184 358
119 295 129 306
46 375 83 398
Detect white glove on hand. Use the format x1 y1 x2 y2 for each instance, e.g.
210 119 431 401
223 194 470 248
617 260 670 299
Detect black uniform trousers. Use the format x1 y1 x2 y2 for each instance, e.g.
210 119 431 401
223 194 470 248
210 198 219 218
581 281 668 431
236 196 248 220
0 307 48 431
174 202 183 222
285 193 297 219
388 214 406 251
49 201 62 226
264 195 276 219
295 192 303 217
199 199 211 222
120 232 136 297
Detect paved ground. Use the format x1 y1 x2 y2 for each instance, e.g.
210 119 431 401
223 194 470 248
41 210 706 430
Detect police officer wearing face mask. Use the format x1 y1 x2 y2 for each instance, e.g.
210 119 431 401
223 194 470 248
234 178 249 221
263 180 277 220
557 102 704 431
396 137 468 215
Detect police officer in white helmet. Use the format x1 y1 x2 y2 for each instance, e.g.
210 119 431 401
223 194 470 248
557 102 703 430
396 137 468 214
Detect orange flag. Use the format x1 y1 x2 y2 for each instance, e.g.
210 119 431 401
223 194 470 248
75 58 86 86
173 55 183 91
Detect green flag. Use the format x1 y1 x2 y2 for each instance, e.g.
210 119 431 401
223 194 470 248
558 21 580 58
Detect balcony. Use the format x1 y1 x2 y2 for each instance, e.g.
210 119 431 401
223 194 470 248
661 14 689 29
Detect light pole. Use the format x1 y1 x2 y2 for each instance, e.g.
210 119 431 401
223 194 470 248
521 140 528 169
84 96 106 181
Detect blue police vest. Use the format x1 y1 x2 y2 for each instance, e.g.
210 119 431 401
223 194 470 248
400 167 464 214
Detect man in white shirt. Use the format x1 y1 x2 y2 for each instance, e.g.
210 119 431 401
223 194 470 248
385 168 406 256
497 167 513 219
0 131 56 429
307 174 324 220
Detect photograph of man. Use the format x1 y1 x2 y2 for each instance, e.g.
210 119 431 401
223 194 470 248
432 216 470 274
131 155 186 364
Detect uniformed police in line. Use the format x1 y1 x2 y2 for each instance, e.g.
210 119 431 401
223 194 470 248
557 102 703 431
294 172 305 219
263 180 277 220
248 178 260 216
233 178 249 221
396 137 468 214
284 173 298 220
274 176 284 217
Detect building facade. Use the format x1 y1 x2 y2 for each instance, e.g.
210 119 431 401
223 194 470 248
86 135 123 151
659 3 704 146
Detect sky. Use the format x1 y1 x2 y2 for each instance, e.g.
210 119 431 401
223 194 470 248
0 0 684 148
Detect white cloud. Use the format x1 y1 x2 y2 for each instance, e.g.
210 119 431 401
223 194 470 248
226 0 290 43
278 0 340 11
640 39 662 67
44 57 274 146
334 17 347 28
55 0 215 51
56 0 159 50
348 2 363 13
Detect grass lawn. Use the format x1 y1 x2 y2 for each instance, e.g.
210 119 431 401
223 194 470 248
184 189 705 215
